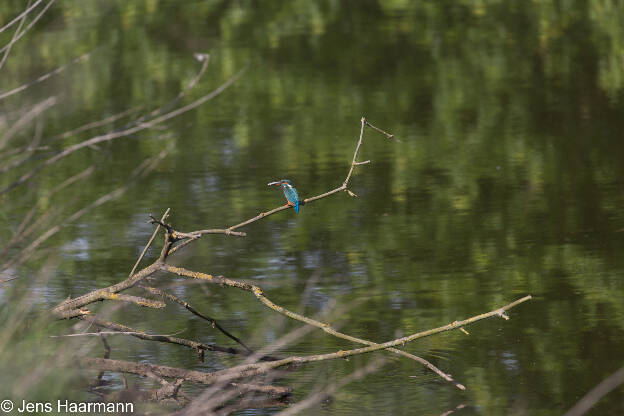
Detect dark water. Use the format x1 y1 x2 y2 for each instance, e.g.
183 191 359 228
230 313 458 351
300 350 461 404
1 1 624 414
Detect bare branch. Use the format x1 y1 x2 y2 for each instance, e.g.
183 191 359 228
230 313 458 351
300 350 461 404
0 116 44 173
364 119 396 140
0 97 56 150
52 261 162 314
129 208 170 277
99 293 166 309
342 117 367 187
0 166 94 259
1 151 168 274
166 228 247 256
78 316 262 358
276 358 385 416
0 0 43 34
52 330 181 338
50 105 137 141
139 53 211 121
0 0 55 55
0 0 29 72
141 286 253 353
80 357 292 396
0 52 90 103
563 365 624 416
0 64 246 195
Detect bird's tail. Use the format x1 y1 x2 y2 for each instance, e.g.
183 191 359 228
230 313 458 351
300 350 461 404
294 200 300 214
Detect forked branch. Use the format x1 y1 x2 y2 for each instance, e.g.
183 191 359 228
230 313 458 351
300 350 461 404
129 295 532 385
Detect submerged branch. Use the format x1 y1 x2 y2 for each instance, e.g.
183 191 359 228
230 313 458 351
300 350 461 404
80 357 291 397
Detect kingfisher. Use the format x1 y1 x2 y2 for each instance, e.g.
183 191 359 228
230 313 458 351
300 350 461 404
268 179 303 214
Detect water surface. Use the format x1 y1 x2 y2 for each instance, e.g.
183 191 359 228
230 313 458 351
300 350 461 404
1 1 624 415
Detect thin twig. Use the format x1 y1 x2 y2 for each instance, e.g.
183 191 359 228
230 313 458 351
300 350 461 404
52 105 138 141
563 365 624 416
78 316 268 359
0 0 55 55
364 119 396 140
0 0 43 34
0 97 56 151
0 52 91 102
97 329 111 381
129 208 170 277
167 228 246 256
0 65 246 195
1 151 167 276
139 53 211 122
0 0 29 72
0 166 94 258
276 359 385 416
4 154 165 271
0 116 44 173
192 324 317 411
52 330 182 338
141 286 253 353
343 117 367 187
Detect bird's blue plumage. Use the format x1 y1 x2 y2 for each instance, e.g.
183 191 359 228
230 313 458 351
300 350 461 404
269 179 302 214
282 185 300 213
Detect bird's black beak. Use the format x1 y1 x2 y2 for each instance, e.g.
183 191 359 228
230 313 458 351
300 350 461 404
267 181 281 186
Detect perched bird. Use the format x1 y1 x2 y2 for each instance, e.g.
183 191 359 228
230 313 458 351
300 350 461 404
268 179 303 213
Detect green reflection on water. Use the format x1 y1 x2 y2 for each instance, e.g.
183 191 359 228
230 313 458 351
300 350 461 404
1 1 624 414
